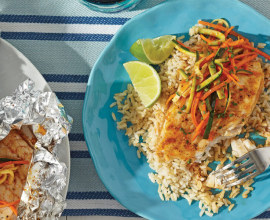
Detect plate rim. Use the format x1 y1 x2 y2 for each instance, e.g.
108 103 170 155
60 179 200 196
82 0 270 219
0 38 71 199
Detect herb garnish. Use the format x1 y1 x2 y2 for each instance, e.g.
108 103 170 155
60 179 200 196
180 128 187 135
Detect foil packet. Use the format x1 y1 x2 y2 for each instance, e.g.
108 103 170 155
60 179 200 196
0 79 73 219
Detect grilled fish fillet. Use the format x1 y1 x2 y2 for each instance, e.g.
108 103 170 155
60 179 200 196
157 61 264 161
0 130 34 220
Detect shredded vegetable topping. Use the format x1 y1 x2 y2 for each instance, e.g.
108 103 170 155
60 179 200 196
170 19 266 140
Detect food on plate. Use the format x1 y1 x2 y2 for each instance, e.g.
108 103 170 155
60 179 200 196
111 19 270 216
0 128 36 219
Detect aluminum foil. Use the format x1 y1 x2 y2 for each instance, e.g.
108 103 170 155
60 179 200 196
0 79 72 219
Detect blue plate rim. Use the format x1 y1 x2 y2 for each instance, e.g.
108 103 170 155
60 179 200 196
82 0 270 219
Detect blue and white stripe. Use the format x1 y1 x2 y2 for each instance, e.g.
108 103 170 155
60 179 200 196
1 0 270 218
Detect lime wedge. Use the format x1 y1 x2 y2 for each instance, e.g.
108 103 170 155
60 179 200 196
130 35 176 64
123 61 161 108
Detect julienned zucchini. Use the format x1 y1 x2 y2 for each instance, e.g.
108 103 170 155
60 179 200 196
172 40 203 58
236 69 253 74
214 48 226 60
224 83 230 114
197 28 226 46
203 92 218 139
0 158 17 162
179 69 189 79
186 75 197 113
196 60 223 92
208 61 225 99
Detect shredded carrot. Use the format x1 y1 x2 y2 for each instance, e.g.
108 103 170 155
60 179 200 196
0 200 20 208
236 54 258 68
201 79 232 100
224 26 234 37
176 40 195 52
0 161 29 168
242 45 270 60
208 132 215 141
224 88 228 99
231 58 237 74
234 52 257 60
221 38 233 48
227 39 244 47
201 101 207 119
191 92 202 126
192 112 210 141
208 46 219 50
166 94 176 106
0 201 17 216
230 30 248 40
200 53 215 67
198 20 227 32
200 34 213 44
222 68 242 86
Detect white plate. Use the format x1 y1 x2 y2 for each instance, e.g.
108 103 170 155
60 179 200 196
0 38 70 198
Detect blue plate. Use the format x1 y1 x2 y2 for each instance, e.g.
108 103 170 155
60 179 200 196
82 0 270 219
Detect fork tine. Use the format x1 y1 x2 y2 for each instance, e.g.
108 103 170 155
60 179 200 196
216 158 254 179
223 164 256 184
226 171 261 188
212 153 250 175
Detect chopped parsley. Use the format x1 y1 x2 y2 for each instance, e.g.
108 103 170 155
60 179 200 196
234 66 238 69
229 114 233 117
186 78 189 82
187 159 191 164
204 88 209 92
229 70 233 74
239 88 243 91
210 65 216 68
218 113 225 119
203 111 206 114
186 140 189 144
224 47 228 50
197 85 201 90
251 49 255 52
201 117 204 120
242 119 245 122
196 76 200 80
187 73 191 76
188 132 192 134
178 111 182 114
232 102 238 106
180 128 187 135
181 105 186 110
218 126 222 129
231 54 234 58
176 91 180 96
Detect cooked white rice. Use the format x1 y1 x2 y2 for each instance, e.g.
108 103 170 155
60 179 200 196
111 34 270 217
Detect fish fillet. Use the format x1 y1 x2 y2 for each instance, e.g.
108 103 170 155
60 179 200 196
157 61 264 161
0 129 34 220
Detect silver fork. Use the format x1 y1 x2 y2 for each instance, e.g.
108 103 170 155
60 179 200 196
212 147 270 187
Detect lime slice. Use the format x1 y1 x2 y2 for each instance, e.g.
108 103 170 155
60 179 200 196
123 61 161 108
130 35 176 64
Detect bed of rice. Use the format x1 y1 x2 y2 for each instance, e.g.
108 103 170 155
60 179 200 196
110 34 270 217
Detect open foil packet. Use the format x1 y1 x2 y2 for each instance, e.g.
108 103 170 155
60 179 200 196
0 79 73 219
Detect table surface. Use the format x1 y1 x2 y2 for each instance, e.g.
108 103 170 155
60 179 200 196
1 0 270 219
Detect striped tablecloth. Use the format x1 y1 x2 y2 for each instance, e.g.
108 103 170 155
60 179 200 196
1 0 270 218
